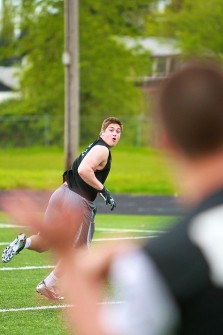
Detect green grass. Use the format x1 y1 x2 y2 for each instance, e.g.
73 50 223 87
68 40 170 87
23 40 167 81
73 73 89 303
0 145 177 333
0 213 176 335
0 146 175 194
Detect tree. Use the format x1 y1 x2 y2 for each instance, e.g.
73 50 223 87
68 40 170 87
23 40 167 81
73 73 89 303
151 0 223 59
16 0 64 116
1 0 160 145
0 0 17 65
78 0 152 141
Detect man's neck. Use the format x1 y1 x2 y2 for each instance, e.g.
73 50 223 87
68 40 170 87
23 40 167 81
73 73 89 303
176 152 223 207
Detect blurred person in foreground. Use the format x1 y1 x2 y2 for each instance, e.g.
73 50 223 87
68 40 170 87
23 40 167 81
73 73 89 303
1 117 123 300
59 61 223 335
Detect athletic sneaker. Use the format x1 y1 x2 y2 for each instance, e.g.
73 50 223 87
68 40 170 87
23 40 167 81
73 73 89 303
2 233 26 263
36 281 64 300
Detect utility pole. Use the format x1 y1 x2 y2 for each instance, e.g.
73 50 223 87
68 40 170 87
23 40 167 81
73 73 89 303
63 0 79 170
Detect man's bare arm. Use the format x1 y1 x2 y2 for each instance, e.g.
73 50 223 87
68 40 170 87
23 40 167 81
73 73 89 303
78 145 109 191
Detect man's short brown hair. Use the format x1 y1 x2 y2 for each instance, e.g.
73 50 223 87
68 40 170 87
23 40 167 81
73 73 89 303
158 61 223 157
100 117 123 134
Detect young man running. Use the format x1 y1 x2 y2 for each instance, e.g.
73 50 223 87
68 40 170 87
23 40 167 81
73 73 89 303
2 116 123 300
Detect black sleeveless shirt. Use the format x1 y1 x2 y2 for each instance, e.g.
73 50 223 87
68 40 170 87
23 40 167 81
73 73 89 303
63 137 112 201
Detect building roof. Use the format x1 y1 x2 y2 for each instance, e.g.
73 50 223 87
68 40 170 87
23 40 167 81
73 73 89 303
0 66 20 90
116 36 180 57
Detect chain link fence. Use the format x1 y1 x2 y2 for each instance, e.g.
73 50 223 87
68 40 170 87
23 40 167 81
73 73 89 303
0 114 156 148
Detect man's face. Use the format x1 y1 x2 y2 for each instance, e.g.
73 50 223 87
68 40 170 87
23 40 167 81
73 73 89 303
100 123 122 147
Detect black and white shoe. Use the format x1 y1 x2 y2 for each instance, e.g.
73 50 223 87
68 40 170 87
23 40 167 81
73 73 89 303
2 233 26 263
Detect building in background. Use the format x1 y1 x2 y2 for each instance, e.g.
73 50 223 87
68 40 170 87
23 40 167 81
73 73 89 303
118 36 181 145
119 36 181 92
0 66 20 102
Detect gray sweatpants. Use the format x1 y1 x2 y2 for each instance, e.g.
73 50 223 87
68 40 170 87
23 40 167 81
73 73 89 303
44 184 97 248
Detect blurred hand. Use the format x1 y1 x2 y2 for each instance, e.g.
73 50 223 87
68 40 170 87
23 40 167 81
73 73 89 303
61 242 137 335
1 190 83 254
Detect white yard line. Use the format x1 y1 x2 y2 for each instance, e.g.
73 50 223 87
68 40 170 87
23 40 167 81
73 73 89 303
0 301 124 313
0 304 73 313
0 223 164 233
0 242 14 245
0 223 25 228
93 236 156 242
0 235 156 247
96 227 164 233
0 265 54 271
0 224 160 247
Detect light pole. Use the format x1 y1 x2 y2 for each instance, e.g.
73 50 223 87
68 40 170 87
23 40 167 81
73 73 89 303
63 0 79 170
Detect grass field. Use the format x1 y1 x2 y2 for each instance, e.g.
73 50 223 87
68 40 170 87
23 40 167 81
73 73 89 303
0 145 176 333
0 214 175 335
0 146 175 194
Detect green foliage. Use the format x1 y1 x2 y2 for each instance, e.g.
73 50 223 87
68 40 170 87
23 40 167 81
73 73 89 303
79 0 152 134
149 0 223 59
0 0 158 146
0 101 64 147
17 1 64 116
0 0 17 65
